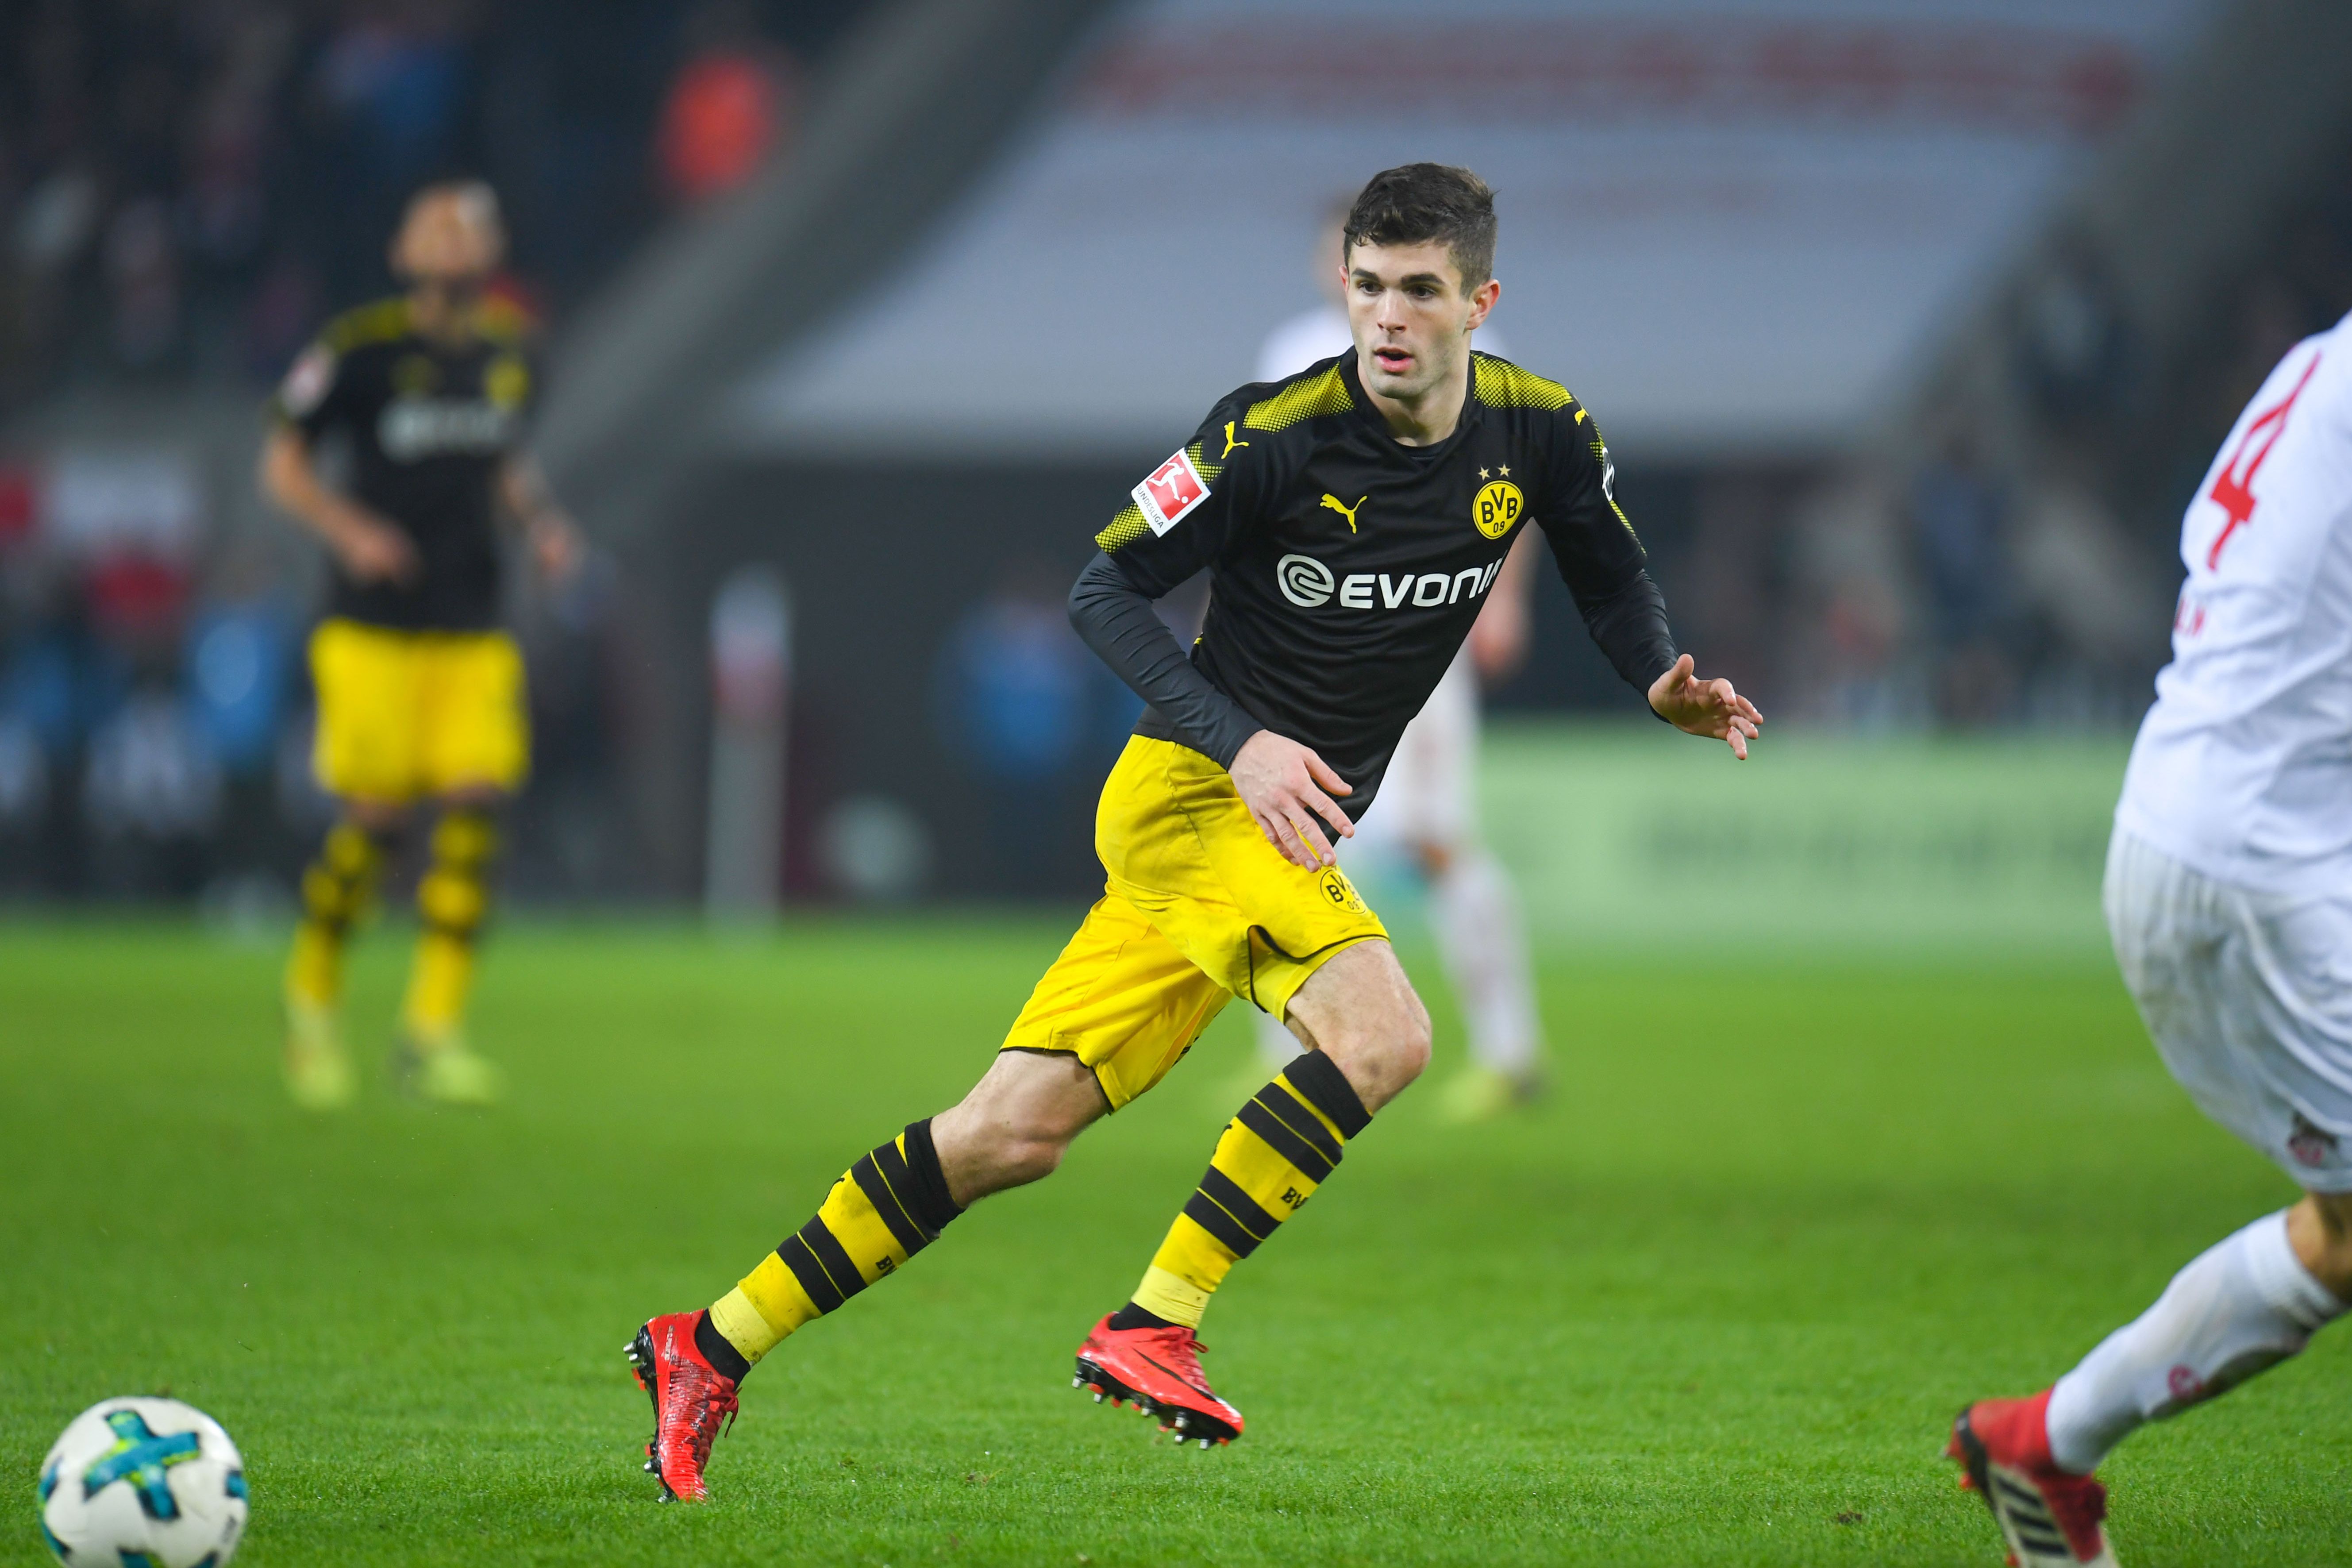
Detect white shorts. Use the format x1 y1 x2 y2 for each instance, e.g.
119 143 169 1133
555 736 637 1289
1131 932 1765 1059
2106 826 2352 1192
1359 649 1478 854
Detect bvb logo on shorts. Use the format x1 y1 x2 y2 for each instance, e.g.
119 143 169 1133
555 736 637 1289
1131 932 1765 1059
1316 866 1367 914
1473 479 1524 539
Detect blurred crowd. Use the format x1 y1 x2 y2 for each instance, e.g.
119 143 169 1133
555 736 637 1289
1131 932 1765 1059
0 0 848 902
0 436 640 903
1701 151 2352 732
3 1 2349 906
0 0 832 410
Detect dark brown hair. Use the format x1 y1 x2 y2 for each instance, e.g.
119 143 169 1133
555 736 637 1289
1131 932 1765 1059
1343 164 1497 289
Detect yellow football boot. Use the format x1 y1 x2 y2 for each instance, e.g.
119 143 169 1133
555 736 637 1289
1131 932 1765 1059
393 1028 506 1107
283 996 358 1111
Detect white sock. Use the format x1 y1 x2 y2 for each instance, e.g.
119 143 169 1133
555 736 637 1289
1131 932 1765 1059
1429 848 1541 1075
2045 1209 2342 1472
1254 1007 1304 1070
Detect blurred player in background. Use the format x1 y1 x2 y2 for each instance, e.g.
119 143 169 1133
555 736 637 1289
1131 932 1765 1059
1251 202 1547 1122
1948 312 2352 1567
624 164 1759 1502
262 182 580 1110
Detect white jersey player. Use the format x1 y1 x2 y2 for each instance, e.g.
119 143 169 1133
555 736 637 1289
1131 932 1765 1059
1948 313 2352 1567
1246 212 1547 1123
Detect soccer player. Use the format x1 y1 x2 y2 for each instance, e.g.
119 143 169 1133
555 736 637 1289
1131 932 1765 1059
1251 204 1548 1122
626 164 1759 1501
1948 312 2352 1566
263 182 580 1110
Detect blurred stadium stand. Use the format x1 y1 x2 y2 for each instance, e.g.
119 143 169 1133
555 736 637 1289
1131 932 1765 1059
4 0 2352 909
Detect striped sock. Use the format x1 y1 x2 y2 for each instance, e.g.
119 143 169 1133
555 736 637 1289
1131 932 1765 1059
1129 1049 1371 1329
285 820 393 1008
708 1118 963 1371
402 809 497 1042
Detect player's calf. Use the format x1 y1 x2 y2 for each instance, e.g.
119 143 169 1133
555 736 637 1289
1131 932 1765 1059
1283 940 1430 1113
1077 1042 1378 1445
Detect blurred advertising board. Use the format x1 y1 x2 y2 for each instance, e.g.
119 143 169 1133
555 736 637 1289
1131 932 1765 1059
1474 720 2131 953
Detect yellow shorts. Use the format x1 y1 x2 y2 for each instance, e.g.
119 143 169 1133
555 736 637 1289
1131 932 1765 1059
309 619 529 803
1000 736 1387 1109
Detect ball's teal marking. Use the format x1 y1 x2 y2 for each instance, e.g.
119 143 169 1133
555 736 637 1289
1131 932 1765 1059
82 1409 202 1521
224 1468 248 1502
39 1518 68 1562
39 1458 59 1502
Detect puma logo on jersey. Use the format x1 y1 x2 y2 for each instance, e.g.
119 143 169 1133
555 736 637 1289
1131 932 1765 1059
1220 421 1250 459
1320 493 1366 532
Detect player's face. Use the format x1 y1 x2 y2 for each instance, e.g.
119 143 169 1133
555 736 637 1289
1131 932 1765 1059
1342 241 1497 403
392 192 504 294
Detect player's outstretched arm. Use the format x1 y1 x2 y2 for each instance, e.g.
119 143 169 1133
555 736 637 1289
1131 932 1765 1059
1230 730 1355 869
259 424 418 585
500 453 584 582
1647 654 1762 759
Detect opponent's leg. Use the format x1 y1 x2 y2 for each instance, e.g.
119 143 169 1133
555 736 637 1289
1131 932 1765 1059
282 806 402 1109
1950 1194 2350 1566
1247 1003 1305 1083
1424 841 1545 1122
1078 940 1429 1445
2048 1195 2348 1466
394 797 505 1105
631 1050 1105 1500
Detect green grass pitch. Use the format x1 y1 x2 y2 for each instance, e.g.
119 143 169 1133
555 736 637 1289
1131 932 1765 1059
3 918 2345 1566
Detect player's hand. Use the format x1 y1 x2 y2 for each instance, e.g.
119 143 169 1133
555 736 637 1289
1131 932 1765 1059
529 513 583 582
332 513 420 585
1231 730 1355 870
1648 653 1762 760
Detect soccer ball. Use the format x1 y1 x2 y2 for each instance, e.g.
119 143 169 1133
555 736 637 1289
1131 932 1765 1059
38 1398 247 1567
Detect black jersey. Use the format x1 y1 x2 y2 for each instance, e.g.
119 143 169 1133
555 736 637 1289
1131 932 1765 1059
270 297 538 632
1093 351 1674 816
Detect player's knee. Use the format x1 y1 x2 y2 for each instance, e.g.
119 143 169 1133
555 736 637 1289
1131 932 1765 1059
346 799 409 833
937 1060 1100 1199
994 1132 1070 1187
950 1115 1078 1197
1391 1001 1434 1083
2299 1192 2352 1296
1322 999 1431 1104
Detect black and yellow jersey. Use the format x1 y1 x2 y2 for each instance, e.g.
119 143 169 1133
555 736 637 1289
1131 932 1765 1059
1080 350 1675 818
269 296 538 632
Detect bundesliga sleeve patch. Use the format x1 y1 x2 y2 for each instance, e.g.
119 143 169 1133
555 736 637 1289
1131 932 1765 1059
1132 448 1210 536
279 344 336 417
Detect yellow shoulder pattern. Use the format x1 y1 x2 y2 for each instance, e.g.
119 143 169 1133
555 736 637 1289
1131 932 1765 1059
319 297 414 353
1243 364 1351 432
1473 357 1576 412
470 296 534 344
1097 503 1150 553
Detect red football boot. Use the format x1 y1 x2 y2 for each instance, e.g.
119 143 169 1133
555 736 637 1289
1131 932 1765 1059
1072 1313 1243 1449
1948 1390 2118 1567
626 1313 740 1502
